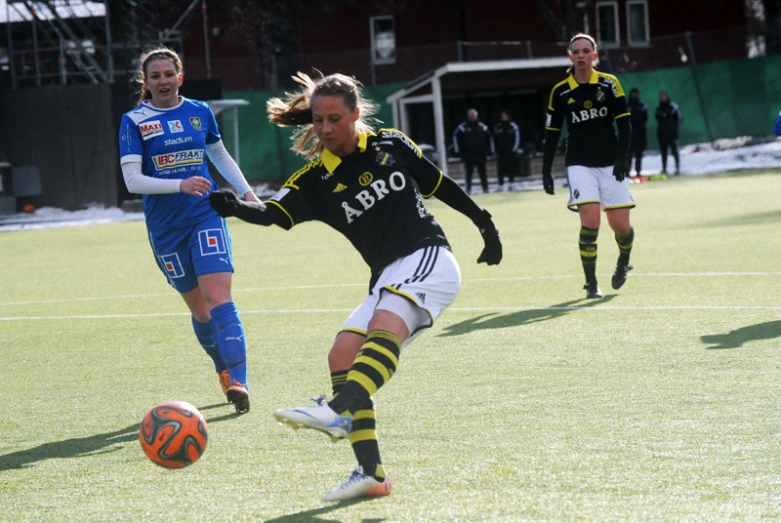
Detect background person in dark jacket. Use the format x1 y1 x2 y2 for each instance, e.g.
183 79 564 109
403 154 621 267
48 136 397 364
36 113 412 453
627 88 648 177
655 91 683 175
493 110 522 191
453 108 494 194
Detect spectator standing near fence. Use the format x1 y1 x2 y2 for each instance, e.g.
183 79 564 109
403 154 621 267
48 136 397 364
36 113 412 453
118 47 257 413
628 88 648 177
493 109 522 191
453 108 494 194
655 90 683 175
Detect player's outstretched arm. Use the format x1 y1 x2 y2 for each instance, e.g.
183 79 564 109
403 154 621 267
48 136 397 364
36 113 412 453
205 141 260 203
431 176 502 265
209 189 279 226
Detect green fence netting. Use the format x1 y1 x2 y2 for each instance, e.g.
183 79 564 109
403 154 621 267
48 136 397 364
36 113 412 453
620 54 781 148
221 83 403 183
223 56 781 182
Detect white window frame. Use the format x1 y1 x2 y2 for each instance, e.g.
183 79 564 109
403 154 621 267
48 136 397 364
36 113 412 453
595 1 620 48
576 2 590 34
626 0 650 47
370 15 396 65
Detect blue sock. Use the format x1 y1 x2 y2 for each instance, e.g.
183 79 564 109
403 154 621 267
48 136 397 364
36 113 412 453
191 317 227 373
210 301 248 388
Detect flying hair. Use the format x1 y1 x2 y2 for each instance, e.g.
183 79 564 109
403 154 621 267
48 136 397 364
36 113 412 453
267 71 379 159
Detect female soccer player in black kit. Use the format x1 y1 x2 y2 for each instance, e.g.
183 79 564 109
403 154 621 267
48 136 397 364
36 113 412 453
209 72 502 501
542 33 635 298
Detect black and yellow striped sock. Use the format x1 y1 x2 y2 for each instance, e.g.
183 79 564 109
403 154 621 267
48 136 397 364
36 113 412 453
332 369 386 481
328 330 400 416
616 228 634 266
349 401 385 481
579 226 599 283
331 370 348 397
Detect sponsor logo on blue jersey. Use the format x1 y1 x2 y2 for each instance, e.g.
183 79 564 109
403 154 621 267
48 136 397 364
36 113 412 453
140 120 164 140
168 120 184 133
152 149 204 170
164 136 194 147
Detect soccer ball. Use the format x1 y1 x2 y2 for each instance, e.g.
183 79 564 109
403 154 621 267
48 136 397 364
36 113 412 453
139 401 208 468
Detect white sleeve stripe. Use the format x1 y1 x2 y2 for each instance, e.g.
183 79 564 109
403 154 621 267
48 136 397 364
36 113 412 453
120 154 143 165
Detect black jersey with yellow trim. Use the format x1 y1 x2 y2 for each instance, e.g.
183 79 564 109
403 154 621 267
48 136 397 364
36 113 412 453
545 70 630 168
267 128 450 274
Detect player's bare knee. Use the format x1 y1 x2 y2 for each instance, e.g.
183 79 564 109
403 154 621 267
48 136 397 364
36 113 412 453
329 333 364 370
368 309 409 340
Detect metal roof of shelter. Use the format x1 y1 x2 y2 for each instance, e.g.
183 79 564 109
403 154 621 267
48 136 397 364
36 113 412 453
386 56 572 173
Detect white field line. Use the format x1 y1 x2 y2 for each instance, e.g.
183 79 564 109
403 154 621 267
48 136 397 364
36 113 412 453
2 305 781 322
2 271 780 308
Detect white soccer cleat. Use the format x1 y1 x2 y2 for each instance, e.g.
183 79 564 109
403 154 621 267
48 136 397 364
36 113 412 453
272 395 352 442
322 466 392 502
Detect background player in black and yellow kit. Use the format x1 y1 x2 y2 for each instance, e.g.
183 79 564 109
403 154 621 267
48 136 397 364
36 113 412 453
209 72 502 501
542 33 635 298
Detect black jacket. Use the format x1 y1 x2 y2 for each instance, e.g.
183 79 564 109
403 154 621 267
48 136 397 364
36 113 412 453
656 101 683 140
453 120 494 158
493 121 521 155
628 99 648 148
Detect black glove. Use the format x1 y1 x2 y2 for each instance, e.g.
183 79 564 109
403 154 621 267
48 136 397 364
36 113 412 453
542 170 555 195
474 209 503 265
209 190 240 217
613 157 629 182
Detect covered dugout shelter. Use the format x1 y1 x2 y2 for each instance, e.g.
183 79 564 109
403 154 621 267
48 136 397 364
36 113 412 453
386 56 572 177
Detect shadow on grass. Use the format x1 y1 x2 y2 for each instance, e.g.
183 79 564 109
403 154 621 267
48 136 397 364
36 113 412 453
263 498 384 523
694 209 781 228
0 402 237 472
701 320 781 349
438 295 617 337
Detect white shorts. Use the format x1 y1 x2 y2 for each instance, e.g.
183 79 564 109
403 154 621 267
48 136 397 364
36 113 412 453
340 246 461 343
566 165 635 212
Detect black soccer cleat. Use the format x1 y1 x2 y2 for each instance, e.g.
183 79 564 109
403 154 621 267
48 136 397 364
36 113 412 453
583 281 603 299
226 383 250 414
611 263 634 290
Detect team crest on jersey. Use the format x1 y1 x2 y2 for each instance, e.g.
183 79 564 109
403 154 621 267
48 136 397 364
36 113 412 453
168 120 184 133
584 100 593 109
574 189 580 199
359 172 374 186
596 90 606 102
189 116 202 130
376 151 396 166
333 183 348 193
158 253 185 278
198 229 227 256
140 120 164 140
567 97 576 104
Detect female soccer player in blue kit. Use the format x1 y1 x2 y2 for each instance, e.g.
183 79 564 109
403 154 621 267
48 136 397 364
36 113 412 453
118 47 256 413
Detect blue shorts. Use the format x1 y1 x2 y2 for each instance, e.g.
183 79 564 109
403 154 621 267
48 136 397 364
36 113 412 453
147 215 234 294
